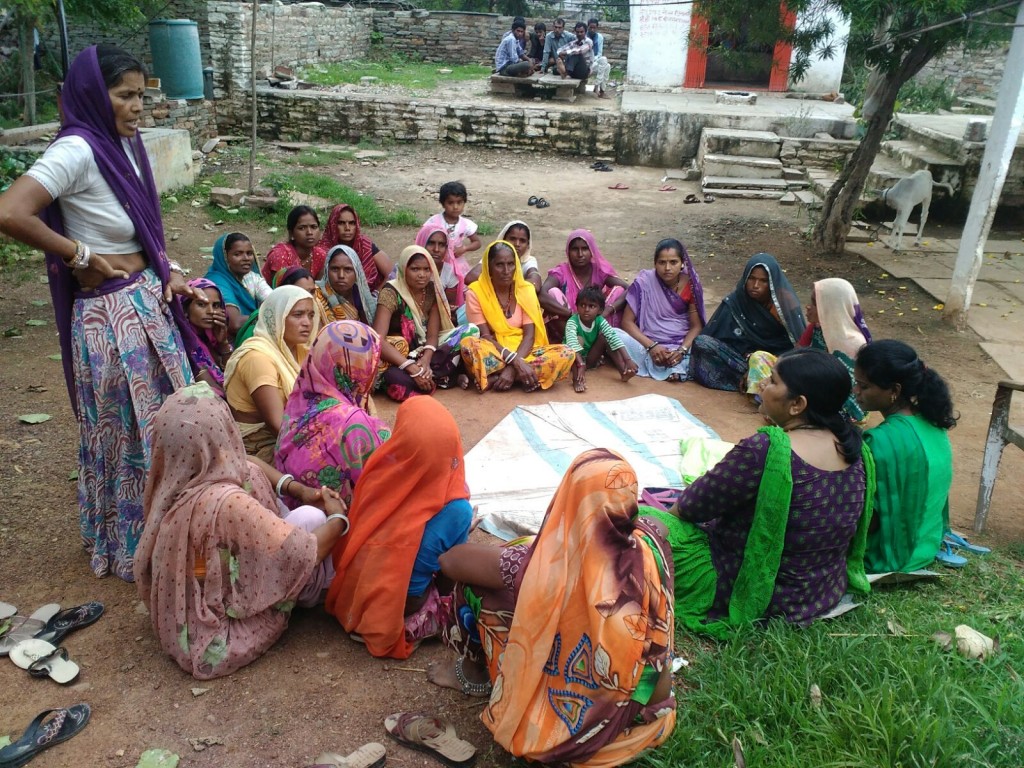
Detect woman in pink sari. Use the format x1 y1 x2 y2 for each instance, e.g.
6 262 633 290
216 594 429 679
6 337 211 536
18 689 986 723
136 382 349 679
540 229 628 342
275 320 391 505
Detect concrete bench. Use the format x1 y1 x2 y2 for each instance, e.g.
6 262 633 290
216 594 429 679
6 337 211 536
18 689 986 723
489 73 582 103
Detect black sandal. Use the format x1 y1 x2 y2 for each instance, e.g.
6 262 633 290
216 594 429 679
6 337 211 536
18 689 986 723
535 198 550 208
527 195 539 206
0 704 91 767
33 601 104 646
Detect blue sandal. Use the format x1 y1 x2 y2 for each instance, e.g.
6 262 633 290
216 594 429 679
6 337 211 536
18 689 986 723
935 541 968 569
0 704 90 767
943 531 991 555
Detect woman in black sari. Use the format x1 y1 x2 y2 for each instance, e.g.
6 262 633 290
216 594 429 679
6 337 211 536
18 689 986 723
690 253 806 391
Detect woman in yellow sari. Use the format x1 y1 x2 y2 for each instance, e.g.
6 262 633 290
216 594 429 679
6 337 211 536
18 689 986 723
424 449 676 767
460 240 574 392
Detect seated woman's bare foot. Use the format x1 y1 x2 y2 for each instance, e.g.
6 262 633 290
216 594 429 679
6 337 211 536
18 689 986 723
457 373 471 390
426 658 490 695
620 367 637 382
573 376 586 393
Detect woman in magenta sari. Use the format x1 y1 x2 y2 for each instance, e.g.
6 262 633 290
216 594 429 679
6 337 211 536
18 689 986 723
275 320 391 506
540 229 628 342
617 238 706 381
182 277 232 392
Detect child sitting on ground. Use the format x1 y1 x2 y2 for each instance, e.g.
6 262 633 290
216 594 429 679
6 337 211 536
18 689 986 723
567 285 637 392
422 181 482 265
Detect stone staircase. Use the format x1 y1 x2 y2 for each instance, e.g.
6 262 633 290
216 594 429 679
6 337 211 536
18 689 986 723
696 128 819 206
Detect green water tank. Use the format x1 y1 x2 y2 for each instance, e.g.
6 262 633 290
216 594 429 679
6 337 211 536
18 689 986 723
148 20 204 100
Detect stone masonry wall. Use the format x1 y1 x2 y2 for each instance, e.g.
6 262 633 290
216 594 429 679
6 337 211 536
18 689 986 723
914 42 1009 98
779 137 859 171
224 87 618 158
372 11 630 71
207 2 373 101
142 95 218 143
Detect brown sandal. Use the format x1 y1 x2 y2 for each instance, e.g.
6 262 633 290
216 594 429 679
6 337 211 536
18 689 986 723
384 713 476 768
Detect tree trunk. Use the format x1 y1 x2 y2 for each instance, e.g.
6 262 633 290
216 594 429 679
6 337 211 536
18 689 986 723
18 15 36 126
811 34 943 256
811 73 902 255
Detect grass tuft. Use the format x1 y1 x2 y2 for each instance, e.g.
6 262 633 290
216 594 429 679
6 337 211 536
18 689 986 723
647 552 1024 767
299 57 491 91
264 171 420 227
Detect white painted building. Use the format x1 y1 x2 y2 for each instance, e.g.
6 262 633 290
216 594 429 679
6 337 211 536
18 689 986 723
626 1 849 93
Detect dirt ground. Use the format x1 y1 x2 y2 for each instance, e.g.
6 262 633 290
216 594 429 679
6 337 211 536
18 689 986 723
1 140 1022 767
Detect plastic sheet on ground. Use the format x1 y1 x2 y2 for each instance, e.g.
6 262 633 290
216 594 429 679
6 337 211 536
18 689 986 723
465 394 718 540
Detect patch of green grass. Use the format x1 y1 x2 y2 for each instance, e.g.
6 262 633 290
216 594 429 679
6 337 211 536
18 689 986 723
300 57 491 91
264 171 419 227
648 552 1024 767
476 220 497 237
0 239 42 281
281 148 355 167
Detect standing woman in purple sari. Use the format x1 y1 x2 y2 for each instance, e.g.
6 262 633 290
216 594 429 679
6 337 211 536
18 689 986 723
617 238 706 381
0 45 199 581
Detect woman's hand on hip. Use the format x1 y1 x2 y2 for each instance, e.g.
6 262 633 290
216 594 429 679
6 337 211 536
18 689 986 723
84 253 131 283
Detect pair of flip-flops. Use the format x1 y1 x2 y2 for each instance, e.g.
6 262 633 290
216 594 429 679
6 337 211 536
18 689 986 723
0 601 105 656
684 193 716 203
935 531 992 568
0 703 91 768
9 639 80 684
385 712 476 768
527 196 550 208
591 161 613 171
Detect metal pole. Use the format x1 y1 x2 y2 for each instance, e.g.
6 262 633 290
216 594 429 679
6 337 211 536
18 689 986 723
54 0 69 77
943 0 1024 330
248 0 259 194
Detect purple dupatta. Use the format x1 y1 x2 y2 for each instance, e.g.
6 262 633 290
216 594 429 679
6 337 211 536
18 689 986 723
625 243 706 346
40 46 198 414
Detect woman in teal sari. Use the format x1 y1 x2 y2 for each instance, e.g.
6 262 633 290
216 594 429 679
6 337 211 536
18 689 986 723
854 340 957 572
647 348 874 635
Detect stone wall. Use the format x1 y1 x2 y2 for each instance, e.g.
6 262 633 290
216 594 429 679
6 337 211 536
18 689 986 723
143 94 219 143
779 136 859 171
914 42 1009 98
207 2 373 100
372 11 630 71
227 87 618 157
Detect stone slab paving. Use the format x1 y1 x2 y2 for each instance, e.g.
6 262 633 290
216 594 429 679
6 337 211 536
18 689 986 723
853 237 1024 380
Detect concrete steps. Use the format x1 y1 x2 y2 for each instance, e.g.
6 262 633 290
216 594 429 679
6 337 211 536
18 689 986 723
697 128 781 163
880 139 963 190
702 153 784 179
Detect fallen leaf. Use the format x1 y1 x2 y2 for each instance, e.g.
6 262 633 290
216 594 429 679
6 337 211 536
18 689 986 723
136 748 180 767
18 413 51 424
14 465 23 474
170 233 180 241
3 328 23 338
68 470 79 481
47 353 61 361
886 620 907 636
955 624 994 660
933 304 945 310
809 683 822 709
732 735 746 768
190 200 202 207
30 299 48 307
25 319 46 327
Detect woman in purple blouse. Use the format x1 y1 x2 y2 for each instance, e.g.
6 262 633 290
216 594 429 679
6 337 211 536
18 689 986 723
645 347 874 634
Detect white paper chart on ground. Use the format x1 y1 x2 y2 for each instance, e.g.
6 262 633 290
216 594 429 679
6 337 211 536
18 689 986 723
465 394 718 540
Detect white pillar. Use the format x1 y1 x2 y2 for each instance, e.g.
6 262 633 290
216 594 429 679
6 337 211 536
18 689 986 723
626 0 690 87
944 0 1024 330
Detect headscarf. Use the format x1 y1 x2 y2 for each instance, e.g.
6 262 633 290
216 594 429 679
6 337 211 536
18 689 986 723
135 382 317 679
205 233 259 317
481 449 675 764
40 45 199 414
498 220 533 262
469 240 548 349
387 246 455 344
182 277 227 386
625 240 707 346
319 204 383 290
316 244 378 325
546 228 619 311
223 285 318 401
271 265 313 288
700 253 806 356
275 320 391 504
813 278 871 360
324 397 468 660
415 221 465 306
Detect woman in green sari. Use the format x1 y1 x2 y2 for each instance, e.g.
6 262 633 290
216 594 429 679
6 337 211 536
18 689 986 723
854 340 958 572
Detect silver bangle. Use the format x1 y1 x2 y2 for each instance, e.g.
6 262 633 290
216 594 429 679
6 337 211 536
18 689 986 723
68 240 91 270
168 259 189 276
325 512 350 536
398 358 415 371
275 473 294 497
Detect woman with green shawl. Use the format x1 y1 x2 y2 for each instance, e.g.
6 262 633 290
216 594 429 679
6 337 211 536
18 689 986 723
647 348 874 634
203 232 270 341
854 340 957 573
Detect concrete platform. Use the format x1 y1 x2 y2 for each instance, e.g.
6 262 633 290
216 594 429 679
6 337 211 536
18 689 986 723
853 236 1024 380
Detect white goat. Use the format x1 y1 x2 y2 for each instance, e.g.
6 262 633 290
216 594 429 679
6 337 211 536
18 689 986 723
880 169 957 250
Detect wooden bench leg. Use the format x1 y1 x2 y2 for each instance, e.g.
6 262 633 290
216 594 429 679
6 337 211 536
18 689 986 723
974 385 1012 533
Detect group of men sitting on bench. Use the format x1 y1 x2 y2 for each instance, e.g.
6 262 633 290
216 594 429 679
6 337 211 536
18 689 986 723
493 16 611 98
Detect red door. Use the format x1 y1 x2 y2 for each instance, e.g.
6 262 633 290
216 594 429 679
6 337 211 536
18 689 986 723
684 4 797 92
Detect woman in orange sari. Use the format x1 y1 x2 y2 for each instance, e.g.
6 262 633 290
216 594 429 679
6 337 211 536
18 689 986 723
324 397 472 659
426 449 676 767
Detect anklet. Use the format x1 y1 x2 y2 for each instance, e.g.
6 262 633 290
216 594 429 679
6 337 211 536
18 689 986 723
455 657 493 697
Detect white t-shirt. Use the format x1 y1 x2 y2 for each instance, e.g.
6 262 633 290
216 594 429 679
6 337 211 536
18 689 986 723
25 135 144 254
438 262 459 291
